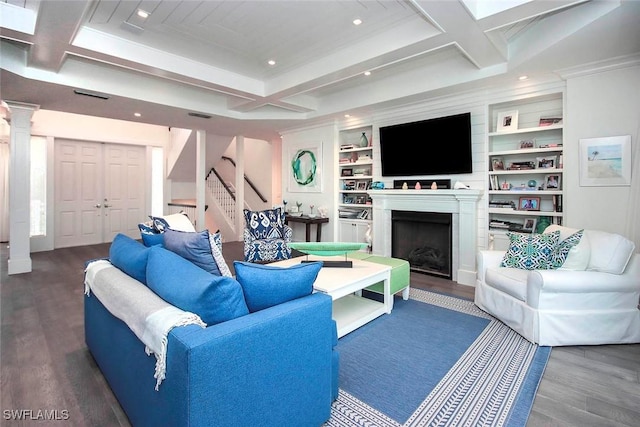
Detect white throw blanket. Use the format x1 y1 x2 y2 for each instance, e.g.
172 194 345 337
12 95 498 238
84 260 206 390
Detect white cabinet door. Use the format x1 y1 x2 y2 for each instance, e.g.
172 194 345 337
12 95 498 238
339 220 369 243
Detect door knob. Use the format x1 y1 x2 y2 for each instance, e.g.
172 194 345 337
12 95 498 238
95 204 101 208
103 203 111 208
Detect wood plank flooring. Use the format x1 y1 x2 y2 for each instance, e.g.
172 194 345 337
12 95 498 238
1 242 639 426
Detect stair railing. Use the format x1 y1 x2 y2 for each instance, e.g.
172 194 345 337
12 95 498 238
206 168 236 224
220 156 267 203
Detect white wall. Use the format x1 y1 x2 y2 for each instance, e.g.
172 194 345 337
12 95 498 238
565 65 640 240
281 65 640 250
282 124 337 242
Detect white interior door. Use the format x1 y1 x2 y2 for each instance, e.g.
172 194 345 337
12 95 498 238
102 144 145 242
55 140 146 248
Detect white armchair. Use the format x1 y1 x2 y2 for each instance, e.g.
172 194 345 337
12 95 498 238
475 226 640 346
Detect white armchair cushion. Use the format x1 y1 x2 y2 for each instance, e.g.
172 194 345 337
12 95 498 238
586 230 635 274
544 224 590 270
485 267 528 301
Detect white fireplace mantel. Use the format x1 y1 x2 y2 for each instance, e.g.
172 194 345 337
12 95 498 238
368 189 483 286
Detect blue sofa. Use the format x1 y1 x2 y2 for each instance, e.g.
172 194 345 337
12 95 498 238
84 235 339 427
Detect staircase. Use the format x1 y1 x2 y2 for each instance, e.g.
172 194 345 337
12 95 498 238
166 129 272 241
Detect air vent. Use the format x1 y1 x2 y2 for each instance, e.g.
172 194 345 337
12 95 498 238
188 112 212 119
73 89 110 100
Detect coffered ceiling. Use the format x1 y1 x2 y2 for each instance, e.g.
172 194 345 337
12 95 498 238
1 0 639 140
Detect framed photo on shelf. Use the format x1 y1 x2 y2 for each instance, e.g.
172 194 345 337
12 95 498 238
519 196 541 211
342 180 355 190
358 210 369 220
343 196 354 204
341 168 353 177
579 135 632 187
536 156 556 169
491 158 504 171
356 181 367 190
544 174 561 190
522 218 537 233
496 110 519 132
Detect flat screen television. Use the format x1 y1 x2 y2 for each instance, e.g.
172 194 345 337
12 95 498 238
379 112 472 176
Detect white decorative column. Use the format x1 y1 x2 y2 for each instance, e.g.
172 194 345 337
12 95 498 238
196 129 206 230
6 102 39 275
368 189 482 286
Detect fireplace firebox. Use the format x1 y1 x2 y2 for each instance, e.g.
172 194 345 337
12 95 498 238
391 210 452 278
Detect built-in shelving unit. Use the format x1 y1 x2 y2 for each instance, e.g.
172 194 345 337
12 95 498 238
487 93 565 250
337 125 373 244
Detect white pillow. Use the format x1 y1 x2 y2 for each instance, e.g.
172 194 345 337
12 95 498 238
584 230 635 274
150 212 196 233
544 224 590 270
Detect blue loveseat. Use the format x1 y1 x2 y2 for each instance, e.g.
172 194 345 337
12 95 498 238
84 234 339 427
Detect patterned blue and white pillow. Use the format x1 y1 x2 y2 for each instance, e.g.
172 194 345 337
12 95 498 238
549 229 584 269
243 208 286 239
500 230 560 270
138 220 164 247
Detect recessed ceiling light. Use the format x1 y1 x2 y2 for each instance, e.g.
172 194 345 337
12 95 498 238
134 112 141 117
268 59 276 66
353 18 362 26
344 114 351 118
137 9 150 19
364 71 371 76
518 75 528 80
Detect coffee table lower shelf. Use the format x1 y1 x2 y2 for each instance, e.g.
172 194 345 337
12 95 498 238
332 294 387 338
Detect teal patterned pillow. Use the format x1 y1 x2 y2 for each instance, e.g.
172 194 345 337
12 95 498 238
549 229 584 269
501 230 560 270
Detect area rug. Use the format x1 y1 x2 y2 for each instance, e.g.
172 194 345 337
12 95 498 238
326 288 551 427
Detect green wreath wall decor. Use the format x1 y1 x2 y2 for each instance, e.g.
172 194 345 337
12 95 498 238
291 149 317 186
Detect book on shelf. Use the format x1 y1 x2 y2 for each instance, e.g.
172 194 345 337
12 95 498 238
553 195 563 212
489 200 516 209
539 117 563 126
508 161 536 170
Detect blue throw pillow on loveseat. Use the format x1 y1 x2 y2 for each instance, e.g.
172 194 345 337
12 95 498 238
233 261 323 312
109 233 150 284
146 246 249 325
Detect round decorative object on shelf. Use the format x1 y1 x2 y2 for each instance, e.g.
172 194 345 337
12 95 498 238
527 179 537 189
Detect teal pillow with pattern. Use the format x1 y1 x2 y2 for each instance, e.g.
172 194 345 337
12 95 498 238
501 230 560 270
549 229 584 269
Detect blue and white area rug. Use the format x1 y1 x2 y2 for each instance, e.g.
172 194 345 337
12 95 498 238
326 289 551 427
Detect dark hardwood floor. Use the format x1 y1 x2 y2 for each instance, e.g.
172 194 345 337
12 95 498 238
1 242 638 426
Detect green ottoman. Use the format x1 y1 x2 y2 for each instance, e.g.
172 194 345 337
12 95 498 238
348 253 411 305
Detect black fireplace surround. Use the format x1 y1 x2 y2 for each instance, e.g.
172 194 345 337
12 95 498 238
391 210 452 278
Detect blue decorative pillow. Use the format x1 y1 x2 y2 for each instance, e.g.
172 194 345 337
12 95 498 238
163 229 231 277
243 207 286 239
233 261 322 312
146 247 249 326
500 230 560 270
138 221 164 247
549 229 584 269
109 233 150 284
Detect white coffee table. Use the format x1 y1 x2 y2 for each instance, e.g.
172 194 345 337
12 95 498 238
271 255 391 337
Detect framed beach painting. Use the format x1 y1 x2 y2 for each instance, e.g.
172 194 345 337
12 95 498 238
288 141 323 192
579 135 631 186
